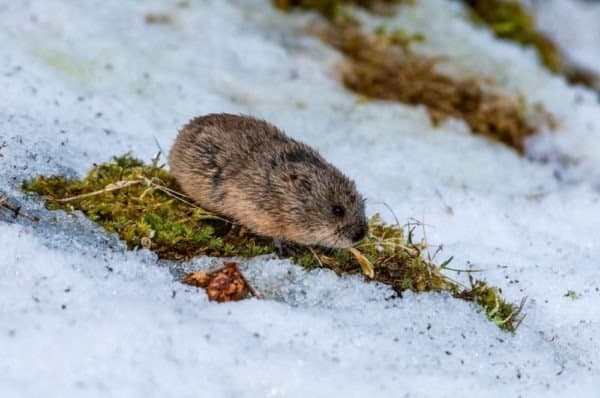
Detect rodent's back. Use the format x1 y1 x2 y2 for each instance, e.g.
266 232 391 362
168 113 367 248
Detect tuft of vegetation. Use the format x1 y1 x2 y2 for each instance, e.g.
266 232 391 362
564 290 580 300
23 154 524 332
463 0 600 91
463 0 563 73
320 25 537 151
21 154 276 260
272 1 545 153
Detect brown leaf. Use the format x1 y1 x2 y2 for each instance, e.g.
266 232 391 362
180 262 258 302
181 271 211 288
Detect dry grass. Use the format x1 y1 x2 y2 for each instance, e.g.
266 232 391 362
320 25 536 151
273 1 545 152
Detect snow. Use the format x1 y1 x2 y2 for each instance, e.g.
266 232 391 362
1 0 599 396
531 0 600 75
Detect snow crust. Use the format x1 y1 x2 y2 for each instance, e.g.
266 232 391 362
1 0 599 396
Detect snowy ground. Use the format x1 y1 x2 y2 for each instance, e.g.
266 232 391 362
1 0 599 396
532 0 600 75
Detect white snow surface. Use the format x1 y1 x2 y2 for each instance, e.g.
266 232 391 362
531 0 600 75
1 0 599 397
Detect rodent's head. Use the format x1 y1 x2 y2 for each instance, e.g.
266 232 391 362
274 148 368 249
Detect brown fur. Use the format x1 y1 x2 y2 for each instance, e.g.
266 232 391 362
168 113 367 248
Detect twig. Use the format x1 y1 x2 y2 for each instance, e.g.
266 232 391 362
308 246 324 268
372 201 401 227
56 179 142 202
138 176 235 224
442 266 485 273
511 297 528 329
151 136 164 167
0 194 38 222
435 188 454 215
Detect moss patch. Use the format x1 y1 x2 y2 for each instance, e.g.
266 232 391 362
22 154 524 332
463 0 599 90
22 155 275 261
463 0 563 73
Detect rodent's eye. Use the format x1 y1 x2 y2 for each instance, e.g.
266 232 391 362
332 205 345 218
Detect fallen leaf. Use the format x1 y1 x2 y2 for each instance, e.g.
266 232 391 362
180 262 258 302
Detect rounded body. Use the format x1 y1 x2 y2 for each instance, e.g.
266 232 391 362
168 113 367 248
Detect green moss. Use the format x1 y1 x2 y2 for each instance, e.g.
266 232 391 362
463 1 600 91
463 0 564 73
22 153 523 332
21 154 275 260
456 276 525 329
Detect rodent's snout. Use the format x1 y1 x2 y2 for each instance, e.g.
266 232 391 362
351 223 368 244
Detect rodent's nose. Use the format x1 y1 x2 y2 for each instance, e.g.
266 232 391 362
351 225 367 243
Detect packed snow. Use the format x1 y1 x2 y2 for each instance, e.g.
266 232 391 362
1 0 599 397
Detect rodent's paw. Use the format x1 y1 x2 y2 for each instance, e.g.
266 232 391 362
273 239 299 257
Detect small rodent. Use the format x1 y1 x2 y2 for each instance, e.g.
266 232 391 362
168 113 368 248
